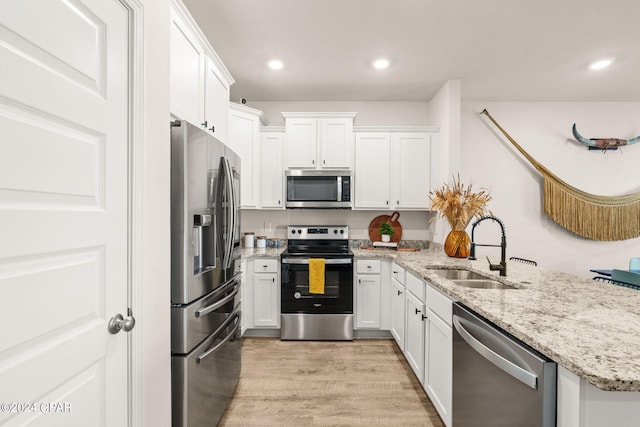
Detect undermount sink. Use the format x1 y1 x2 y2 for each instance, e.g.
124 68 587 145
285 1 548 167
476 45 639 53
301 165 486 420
428 269 491 281
450 279 515 289
428 269 517 290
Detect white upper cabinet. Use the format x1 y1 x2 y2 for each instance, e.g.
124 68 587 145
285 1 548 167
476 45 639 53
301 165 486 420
283 112 356 169
228 103 268 209
354 128 438 210
354 133 391 209
260 130 285 209
392 133 435 209
170 0 233 136
170 9 204 126
203 57 230 142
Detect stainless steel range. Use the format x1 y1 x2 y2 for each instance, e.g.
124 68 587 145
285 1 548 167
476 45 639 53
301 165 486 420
280 225 354 340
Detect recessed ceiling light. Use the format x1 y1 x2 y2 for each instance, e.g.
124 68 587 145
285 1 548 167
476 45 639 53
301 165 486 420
372 58 390 70
267 59 284 70
589 58 613 70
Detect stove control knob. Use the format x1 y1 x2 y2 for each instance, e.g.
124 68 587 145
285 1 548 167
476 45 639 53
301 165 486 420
297 229 302 234
334 229 338 234
291 229 296 234
294 292 301 300
340 229 344 234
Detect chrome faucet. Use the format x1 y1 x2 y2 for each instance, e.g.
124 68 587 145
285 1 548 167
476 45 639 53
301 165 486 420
468 215 507 276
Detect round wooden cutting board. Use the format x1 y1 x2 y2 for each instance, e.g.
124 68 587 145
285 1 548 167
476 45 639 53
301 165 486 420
368 211 402 242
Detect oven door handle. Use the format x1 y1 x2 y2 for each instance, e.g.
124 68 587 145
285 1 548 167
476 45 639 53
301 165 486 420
281 258 353 265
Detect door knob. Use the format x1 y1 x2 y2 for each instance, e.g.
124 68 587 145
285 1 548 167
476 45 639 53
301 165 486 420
108 313 136 334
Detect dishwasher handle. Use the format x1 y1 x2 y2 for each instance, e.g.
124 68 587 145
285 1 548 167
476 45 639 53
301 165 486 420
453 314 538 390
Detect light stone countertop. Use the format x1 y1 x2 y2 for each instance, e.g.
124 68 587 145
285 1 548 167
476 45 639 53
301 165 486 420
353 246 640 392
241 246 286 258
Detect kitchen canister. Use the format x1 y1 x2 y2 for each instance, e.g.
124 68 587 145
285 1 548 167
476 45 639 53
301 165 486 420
256 235 266 248
244 232 255 248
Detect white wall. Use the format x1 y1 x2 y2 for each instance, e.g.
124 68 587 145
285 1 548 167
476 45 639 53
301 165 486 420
242 209 436 241
427 80 462 243
140 0 171 425
461 102 640 278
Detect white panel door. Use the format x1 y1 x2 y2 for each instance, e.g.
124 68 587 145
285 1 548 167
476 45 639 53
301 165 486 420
170 8 204 126
320 118 352 168
253 273 278 327
260 132 284 208
355 274 381 329
229 110 259 208
0 0 130 425
393 133 431 209
285 118 317 168
354 133 391 209
204 57 229 142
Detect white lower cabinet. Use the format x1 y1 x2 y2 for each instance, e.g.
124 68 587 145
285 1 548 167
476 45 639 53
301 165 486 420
250 258 279 328
405 288 425 380
390 273 406 349
424 283 453 427
355 260 381 329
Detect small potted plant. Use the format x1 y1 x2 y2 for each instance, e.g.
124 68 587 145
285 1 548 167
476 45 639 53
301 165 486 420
378 221 395 242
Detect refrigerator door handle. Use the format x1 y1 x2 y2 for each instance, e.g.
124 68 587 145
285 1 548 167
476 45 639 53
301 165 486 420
453 314 538 389
195 282 240 318
223 158 235 270
196 310 240 364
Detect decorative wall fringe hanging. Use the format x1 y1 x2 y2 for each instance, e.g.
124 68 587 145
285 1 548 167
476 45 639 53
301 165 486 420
481 109 640 241
572 124 640 151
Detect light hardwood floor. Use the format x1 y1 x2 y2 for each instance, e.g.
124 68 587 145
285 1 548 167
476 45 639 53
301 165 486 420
219 338 446 426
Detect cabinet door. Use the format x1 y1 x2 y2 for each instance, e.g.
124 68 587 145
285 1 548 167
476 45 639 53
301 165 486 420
204 57 229 141
392 133 432 209
426 310 452 427
229 108 259 208
356 274 381 329
260 133 284 208
253 273 278 327
354 134 391 209
405 290 425 381
320 118 352 168
390 278 405 349
285 118 317 168
170 10 204 125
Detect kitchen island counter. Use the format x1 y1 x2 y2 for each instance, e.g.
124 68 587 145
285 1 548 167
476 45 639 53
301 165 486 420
352 246 640 392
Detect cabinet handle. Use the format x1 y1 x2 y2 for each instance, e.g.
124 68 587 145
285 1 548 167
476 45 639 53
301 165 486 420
421 314 428 321
358 279 361 284
367 265 372 269
272 277 275 283
209 125 215 133
323 160 326 164
397 290 402 295
415 308 421 315
312 160 315 165
393 270 398 274
278 200 281 205
386 200 389 205
201 121 208 127
397 200 400 204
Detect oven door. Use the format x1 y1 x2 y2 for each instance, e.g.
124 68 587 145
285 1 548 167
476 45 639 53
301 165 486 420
281 257 353 314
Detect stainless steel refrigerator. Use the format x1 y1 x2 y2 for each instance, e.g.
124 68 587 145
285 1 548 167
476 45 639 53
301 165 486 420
170 120 242 427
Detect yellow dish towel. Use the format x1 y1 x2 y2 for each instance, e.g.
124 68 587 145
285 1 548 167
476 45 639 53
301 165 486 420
308 258 325 294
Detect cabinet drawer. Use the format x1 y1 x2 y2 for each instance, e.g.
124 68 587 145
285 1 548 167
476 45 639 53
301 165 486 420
357 259 380 274
427 284 452 326
406 272 425 302
253 259 278 273
391 262 405 284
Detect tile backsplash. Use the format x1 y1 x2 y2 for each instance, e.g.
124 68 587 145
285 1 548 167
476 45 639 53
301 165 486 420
241 209 437 241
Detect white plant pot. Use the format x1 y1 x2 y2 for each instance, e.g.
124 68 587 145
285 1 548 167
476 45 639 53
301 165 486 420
381 234 391 243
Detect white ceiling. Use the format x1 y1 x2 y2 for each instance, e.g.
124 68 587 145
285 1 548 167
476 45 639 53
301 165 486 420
183 0 640 102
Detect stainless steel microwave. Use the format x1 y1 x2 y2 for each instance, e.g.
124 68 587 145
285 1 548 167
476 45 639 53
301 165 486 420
285 170 352 209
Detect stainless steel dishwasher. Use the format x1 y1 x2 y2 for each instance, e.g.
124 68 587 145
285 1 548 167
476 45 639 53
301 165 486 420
452 303 556 427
